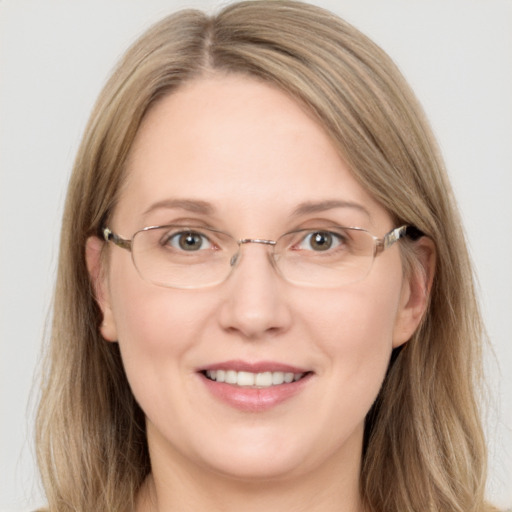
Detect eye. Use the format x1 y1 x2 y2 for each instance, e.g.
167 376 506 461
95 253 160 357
164 230 213 251
298 231 344 252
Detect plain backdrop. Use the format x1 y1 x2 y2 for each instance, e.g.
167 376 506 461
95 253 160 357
1 1 511 510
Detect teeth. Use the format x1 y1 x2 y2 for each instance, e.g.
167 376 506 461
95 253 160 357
225 370 237 384
272 372 285 385
238 371 255 386
205 370 305 387
255 371 272 387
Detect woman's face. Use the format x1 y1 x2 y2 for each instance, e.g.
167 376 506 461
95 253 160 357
90 74 424 484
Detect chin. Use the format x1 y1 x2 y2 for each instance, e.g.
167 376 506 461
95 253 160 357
189 425 353 483
202 452 310 483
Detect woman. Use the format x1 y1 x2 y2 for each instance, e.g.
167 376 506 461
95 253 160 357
36 1 495 510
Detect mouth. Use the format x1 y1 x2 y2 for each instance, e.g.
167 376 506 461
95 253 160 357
202 369 308 388
198 361 313 412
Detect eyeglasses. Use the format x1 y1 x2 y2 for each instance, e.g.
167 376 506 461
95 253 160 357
102 224 422 289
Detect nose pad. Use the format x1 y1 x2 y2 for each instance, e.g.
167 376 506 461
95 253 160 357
230 253 239 267
228 243 278 276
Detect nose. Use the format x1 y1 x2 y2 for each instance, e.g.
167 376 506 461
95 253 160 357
218 242 292 340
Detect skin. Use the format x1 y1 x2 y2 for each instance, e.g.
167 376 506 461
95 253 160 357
87 74 433 512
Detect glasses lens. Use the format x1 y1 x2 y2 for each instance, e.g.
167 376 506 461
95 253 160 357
275 227 376 287
131 226 236 288
130 225 376 288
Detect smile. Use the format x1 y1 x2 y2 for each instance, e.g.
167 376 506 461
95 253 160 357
199 361 313 411
204 370 305 387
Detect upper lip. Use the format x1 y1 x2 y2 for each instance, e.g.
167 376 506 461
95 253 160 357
199 359 310 374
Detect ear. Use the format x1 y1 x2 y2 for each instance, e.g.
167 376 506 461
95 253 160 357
392 237 436 348
85 236 118 342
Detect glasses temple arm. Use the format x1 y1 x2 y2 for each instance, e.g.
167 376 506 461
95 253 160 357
378 225 425 252
102 227 132 251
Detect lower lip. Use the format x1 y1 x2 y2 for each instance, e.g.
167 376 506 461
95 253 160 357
199 373 313 412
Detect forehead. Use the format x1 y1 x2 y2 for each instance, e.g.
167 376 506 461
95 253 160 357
114 74 389 232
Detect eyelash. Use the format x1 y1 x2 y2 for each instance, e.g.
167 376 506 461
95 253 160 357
294 231 346 252
159 227 350 254
161 230 215 251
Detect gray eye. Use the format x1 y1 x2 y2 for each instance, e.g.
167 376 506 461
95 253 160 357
167 231 212 251
299 231 343 251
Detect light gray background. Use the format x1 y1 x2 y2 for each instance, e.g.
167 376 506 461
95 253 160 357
1 1 511 510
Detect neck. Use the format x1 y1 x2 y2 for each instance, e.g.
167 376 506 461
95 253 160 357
138 473 363 512
136 432 365 512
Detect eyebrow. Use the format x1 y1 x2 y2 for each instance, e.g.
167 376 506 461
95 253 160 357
292 200 371 219
142 198 370 221
143 198 215 217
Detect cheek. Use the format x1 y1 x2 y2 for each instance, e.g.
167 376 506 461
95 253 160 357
109 251 207 341
307 280 401 355
107 258 214 401
301 270 403 405
112 287 210 365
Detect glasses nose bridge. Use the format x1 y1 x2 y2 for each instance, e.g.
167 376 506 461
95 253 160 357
230 238 278 268
238 237 277 247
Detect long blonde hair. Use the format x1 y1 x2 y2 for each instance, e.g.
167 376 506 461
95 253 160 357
36 1 492 510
